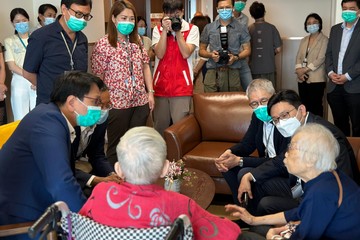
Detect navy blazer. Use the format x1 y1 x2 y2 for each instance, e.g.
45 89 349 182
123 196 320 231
230 113 290 168
250 113 358 185
0 103 86 224
325 21 360 93
72 121 113 189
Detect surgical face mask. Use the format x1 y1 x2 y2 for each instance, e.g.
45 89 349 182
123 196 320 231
15 22 29 34
218 8 233 20
307 24 319 34
342 10 358 23
65 12 87 32
75 98 101 127
234 1 246 12
97 109 109 124
254 105 272 122
138 27 146 36
44 17 56 25
117 22 135 35
275 110 301 138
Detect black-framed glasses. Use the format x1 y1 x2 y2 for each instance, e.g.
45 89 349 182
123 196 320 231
271 108 296 125
68 7 93 21
83 96 102 105
249 98 269 109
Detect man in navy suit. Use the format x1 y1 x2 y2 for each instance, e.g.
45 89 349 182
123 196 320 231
325 0 360 137
0 72 103 232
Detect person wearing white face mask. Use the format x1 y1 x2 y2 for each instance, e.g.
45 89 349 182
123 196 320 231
325 0 360 137
36 3 58 28
295 13 328 118
4 8 37 121
236 89 359 218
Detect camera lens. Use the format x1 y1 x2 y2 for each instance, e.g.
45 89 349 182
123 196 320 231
171 17 182 32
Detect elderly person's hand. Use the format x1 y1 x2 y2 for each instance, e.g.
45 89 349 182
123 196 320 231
266 225 289 240
225 204 255 225
92 173 123 187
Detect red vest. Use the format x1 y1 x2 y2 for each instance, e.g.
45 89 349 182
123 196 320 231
153 24 194 97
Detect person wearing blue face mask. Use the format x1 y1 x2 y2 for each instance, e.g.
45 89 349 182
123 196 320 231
215 79 289 208
23 0 93 106
295 13 328 118
4 8 37 121
137 16 154 68
36 3 57 28
326 0 360 137
91 0 155 166
200 0 251 92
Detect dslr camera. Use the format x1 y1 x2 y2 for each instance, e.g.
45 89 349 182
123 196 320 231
218 26 229 65
170 17 182 32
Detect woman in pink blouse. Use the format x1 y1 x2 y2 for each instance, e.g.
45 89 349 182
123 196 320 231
91 0 155 166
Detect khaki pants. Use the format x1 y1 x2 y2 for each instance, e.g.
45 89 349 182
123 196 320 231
204 68 241 92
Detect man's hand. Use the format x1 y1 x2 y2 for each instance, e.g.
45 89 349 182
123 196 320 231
238 172 253 203
227 53 238 66
92 173 123 187
329 72 347 85
162 17 172 32
215 149 241 172
211 50 220 63
225 204 255 225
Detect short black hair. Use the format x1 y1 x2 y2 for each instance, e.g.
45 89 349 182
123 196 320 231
50 71 102 105
61 0 92 9
37 4 57 23
341 0 360 8
191 16 210 34
304 13 323 33
10 8 29 22
249 1 265 19
267 90 302 115
163 0 183 13
137 16 147 27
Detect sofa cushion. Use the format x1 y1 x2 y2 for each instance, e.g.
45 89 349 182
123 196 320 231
193 92 252 142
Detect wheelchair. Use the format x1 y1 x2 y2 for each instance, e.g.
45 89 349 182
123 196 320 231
28 201 193 240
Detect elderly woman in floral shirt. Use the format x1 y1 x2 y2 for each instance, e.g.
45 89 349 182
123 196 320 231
91 0 155 166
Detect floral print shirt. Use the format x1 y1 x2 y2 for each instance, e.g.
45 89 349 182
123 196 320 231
91 35 149 109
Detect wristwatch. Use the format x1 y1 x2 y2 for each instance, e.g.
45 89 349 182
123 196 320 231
239 157 244 167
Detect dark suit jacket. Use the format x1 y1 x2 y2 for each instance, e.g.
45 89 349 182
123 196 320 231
71 121 113 189
230 113 290 168
0 103 86 224
250 113 358 184
325 21 360 93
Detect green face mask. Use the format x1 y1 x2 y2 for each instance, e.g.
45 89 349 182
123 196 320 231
234 1 246 12
254 105 272 122
66 13 87 32
117 22 135 35
75 98 101 127
342 10 358 23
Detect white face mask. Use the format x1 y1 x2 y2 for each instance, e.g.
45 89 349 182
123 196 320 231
97 109 109 124
275 109 301 138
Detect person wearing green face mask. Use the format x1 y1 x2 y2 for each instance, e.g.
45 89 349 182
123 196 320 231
215 79 289 206
91 0 155 166
23 0 93 106
325 0 360 137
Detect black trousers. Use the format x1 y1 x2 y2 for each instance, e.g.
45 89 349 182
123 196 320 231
106 104 150 166
298 82 326 117
327 85 360 136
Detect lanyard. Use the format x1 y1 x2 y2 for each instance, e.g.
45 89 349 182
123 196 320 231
120 36 135 88
17 34 27 50
60 32 78 70
264 123 274 158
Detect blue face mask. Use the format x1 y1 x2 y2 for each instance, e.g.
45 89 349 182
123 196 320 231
306 24 319 34
234 1 246 12
97 109 109 124
75 98 101 127
218 8 233 20
44 17 56 25
138 27 146 36
342 10 358 23
254 105 272 122
117 22 135 35
66 12 87 32
15 22 29 34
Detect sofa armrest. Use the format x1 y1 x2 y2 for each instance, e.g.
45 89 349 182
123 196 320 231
164 115 202 161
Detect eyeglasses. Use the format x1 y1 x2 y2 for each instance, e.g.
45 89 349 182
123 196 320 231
249 98 269 109
83 96 102 105
68 7 93 21
271 108 296 125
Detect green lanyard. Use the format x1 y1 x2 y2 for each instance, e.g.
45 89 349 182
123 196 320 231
17 34 27 49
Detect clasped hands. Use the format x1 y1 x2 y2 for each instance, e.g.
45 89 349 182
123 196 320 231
215 149 240 172
329 72 348 85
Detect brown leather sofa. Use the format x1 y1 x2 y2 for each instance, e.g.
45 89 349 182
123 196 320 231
165 92 360 195
164 92 253 194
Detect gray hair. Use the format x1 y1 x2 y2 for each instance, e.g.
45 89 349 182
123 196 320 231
245 78 275 99
116 126 167 185
293 123 338 172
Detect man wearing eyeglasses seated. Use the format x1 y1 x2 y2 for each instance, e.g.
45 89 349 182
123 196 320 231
215 79 289 207
237 89 358 216
71 82 122 198
23 0 93 105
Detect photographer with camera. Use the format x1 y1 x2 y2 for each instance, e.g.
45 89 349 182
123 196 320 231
151 0 199 136
200 0 251 92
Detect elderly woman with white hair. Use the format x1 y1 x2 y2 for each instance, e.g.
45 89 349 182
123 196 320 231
226 123 360 239
79 126 241 240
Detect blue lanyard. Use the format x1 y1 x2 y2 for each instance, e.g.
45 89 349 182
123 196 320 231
17 34 27 49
